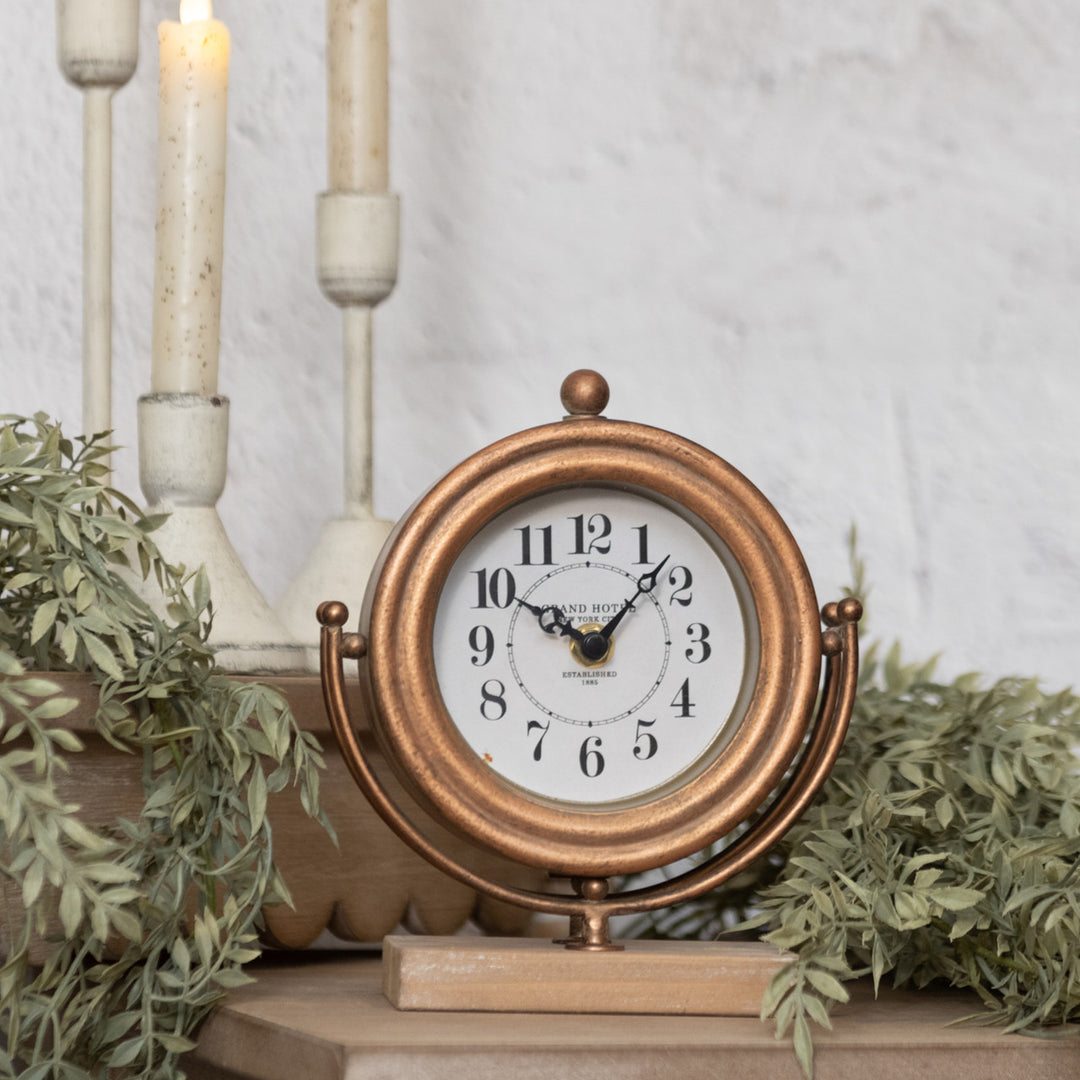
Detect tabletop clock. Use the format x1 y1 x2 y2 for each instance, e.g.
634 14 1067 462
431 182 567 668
319 370 861 1013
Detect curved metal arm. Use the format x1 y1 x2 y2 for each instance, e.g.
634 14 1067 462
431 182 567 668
600 600 861 914
318 597 862 950
317 602 584 916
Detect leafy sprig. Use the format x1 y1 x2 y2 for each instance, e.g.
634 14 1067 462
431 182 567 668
631 532 1080 1077
749 655 1080 1075
0 415 331 1079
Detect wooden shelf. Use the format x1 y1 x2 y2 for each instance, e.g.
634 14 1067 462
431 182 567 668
187 951 1080 1080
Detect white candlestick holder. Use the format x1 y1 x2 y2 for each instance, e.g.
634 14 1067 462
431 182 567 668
276 191 400 669
139 394 303 672
57 0 140 457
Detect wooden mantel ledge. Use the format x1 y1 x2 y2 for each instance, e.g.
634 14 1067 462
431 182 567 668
186 951 1080 1080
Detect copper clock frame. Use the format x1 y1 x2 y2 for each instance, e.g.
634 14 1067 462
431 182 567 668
320 372 862 949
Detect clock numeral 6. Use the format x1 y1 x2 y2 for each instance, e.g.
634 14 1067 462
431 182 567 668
480 679 507 721
468 625 495 666
471 567 516 609
579 735 605 778
633 718 658 760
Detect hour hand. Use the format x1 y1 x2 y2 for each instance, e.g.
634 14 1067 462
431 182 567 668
515 598 586 644
515 597 546 619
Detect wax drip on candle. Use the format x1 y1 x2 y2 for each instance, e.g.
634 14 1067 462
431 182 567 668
180 0 213 24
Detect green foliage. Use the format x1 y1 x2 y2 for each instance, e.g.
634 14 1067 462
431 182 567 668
749 658 1080 1076
632 531 1080 1077
0 414 331 1078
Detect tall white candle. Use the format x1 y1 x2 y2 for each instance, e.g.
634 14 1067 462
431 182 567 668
151 0 230 395
327 0 389 192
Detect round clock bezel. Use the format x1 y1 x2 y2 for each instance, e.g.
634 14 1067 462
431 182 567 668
359 416 822 877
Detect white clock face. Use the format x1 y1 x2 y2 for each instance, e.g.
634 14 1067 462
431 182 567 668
432 486 759 807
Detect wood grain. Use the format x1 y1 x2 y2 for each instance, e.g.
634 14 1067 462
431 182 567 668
186 954 1080 1080
384 936 793 1015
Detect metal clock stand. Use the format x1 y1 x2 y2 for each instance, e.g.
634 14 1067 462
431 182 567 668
319 371 861 1015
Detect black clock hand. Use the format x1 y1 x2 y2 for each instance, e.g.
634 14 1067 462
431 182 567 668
544 607 589 645
599 554 671 641
515 597 587 644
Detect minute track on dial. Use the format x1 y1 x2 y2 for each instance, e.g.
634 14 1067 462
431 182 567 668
435 480 758 804
505 561 673 728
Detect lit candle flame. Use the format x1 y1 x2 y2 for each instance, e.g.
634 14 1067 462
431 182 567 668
179 0 213 24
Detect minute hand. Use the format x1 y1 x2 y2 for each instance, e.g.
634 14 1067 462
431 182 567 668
599 555 671 641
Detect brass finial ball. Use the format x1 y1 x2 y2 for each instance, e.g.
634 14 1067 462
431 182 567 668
561 370 609 416
837 597 864 624
822 628 843 657
579 877 610 902
317 600 350 628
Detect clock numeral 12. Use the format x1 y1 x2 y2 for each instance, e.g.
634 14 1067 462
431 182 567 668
569 513 612 555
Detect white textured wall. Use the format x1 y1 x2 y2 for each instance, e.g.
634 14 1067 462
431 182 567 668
2 2 1078 687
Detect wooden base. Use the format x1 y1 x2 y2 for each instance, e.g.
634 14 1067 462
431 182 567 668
383 936 793 1016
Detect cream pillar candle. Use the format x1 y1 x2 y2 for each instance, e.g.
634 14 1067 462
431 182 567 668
327 0 389 192
151 0 230 395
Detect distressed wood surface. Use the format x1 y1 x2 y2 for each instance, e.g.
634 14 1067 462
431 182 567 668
186 954 1080 1080
384 936 793 1015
